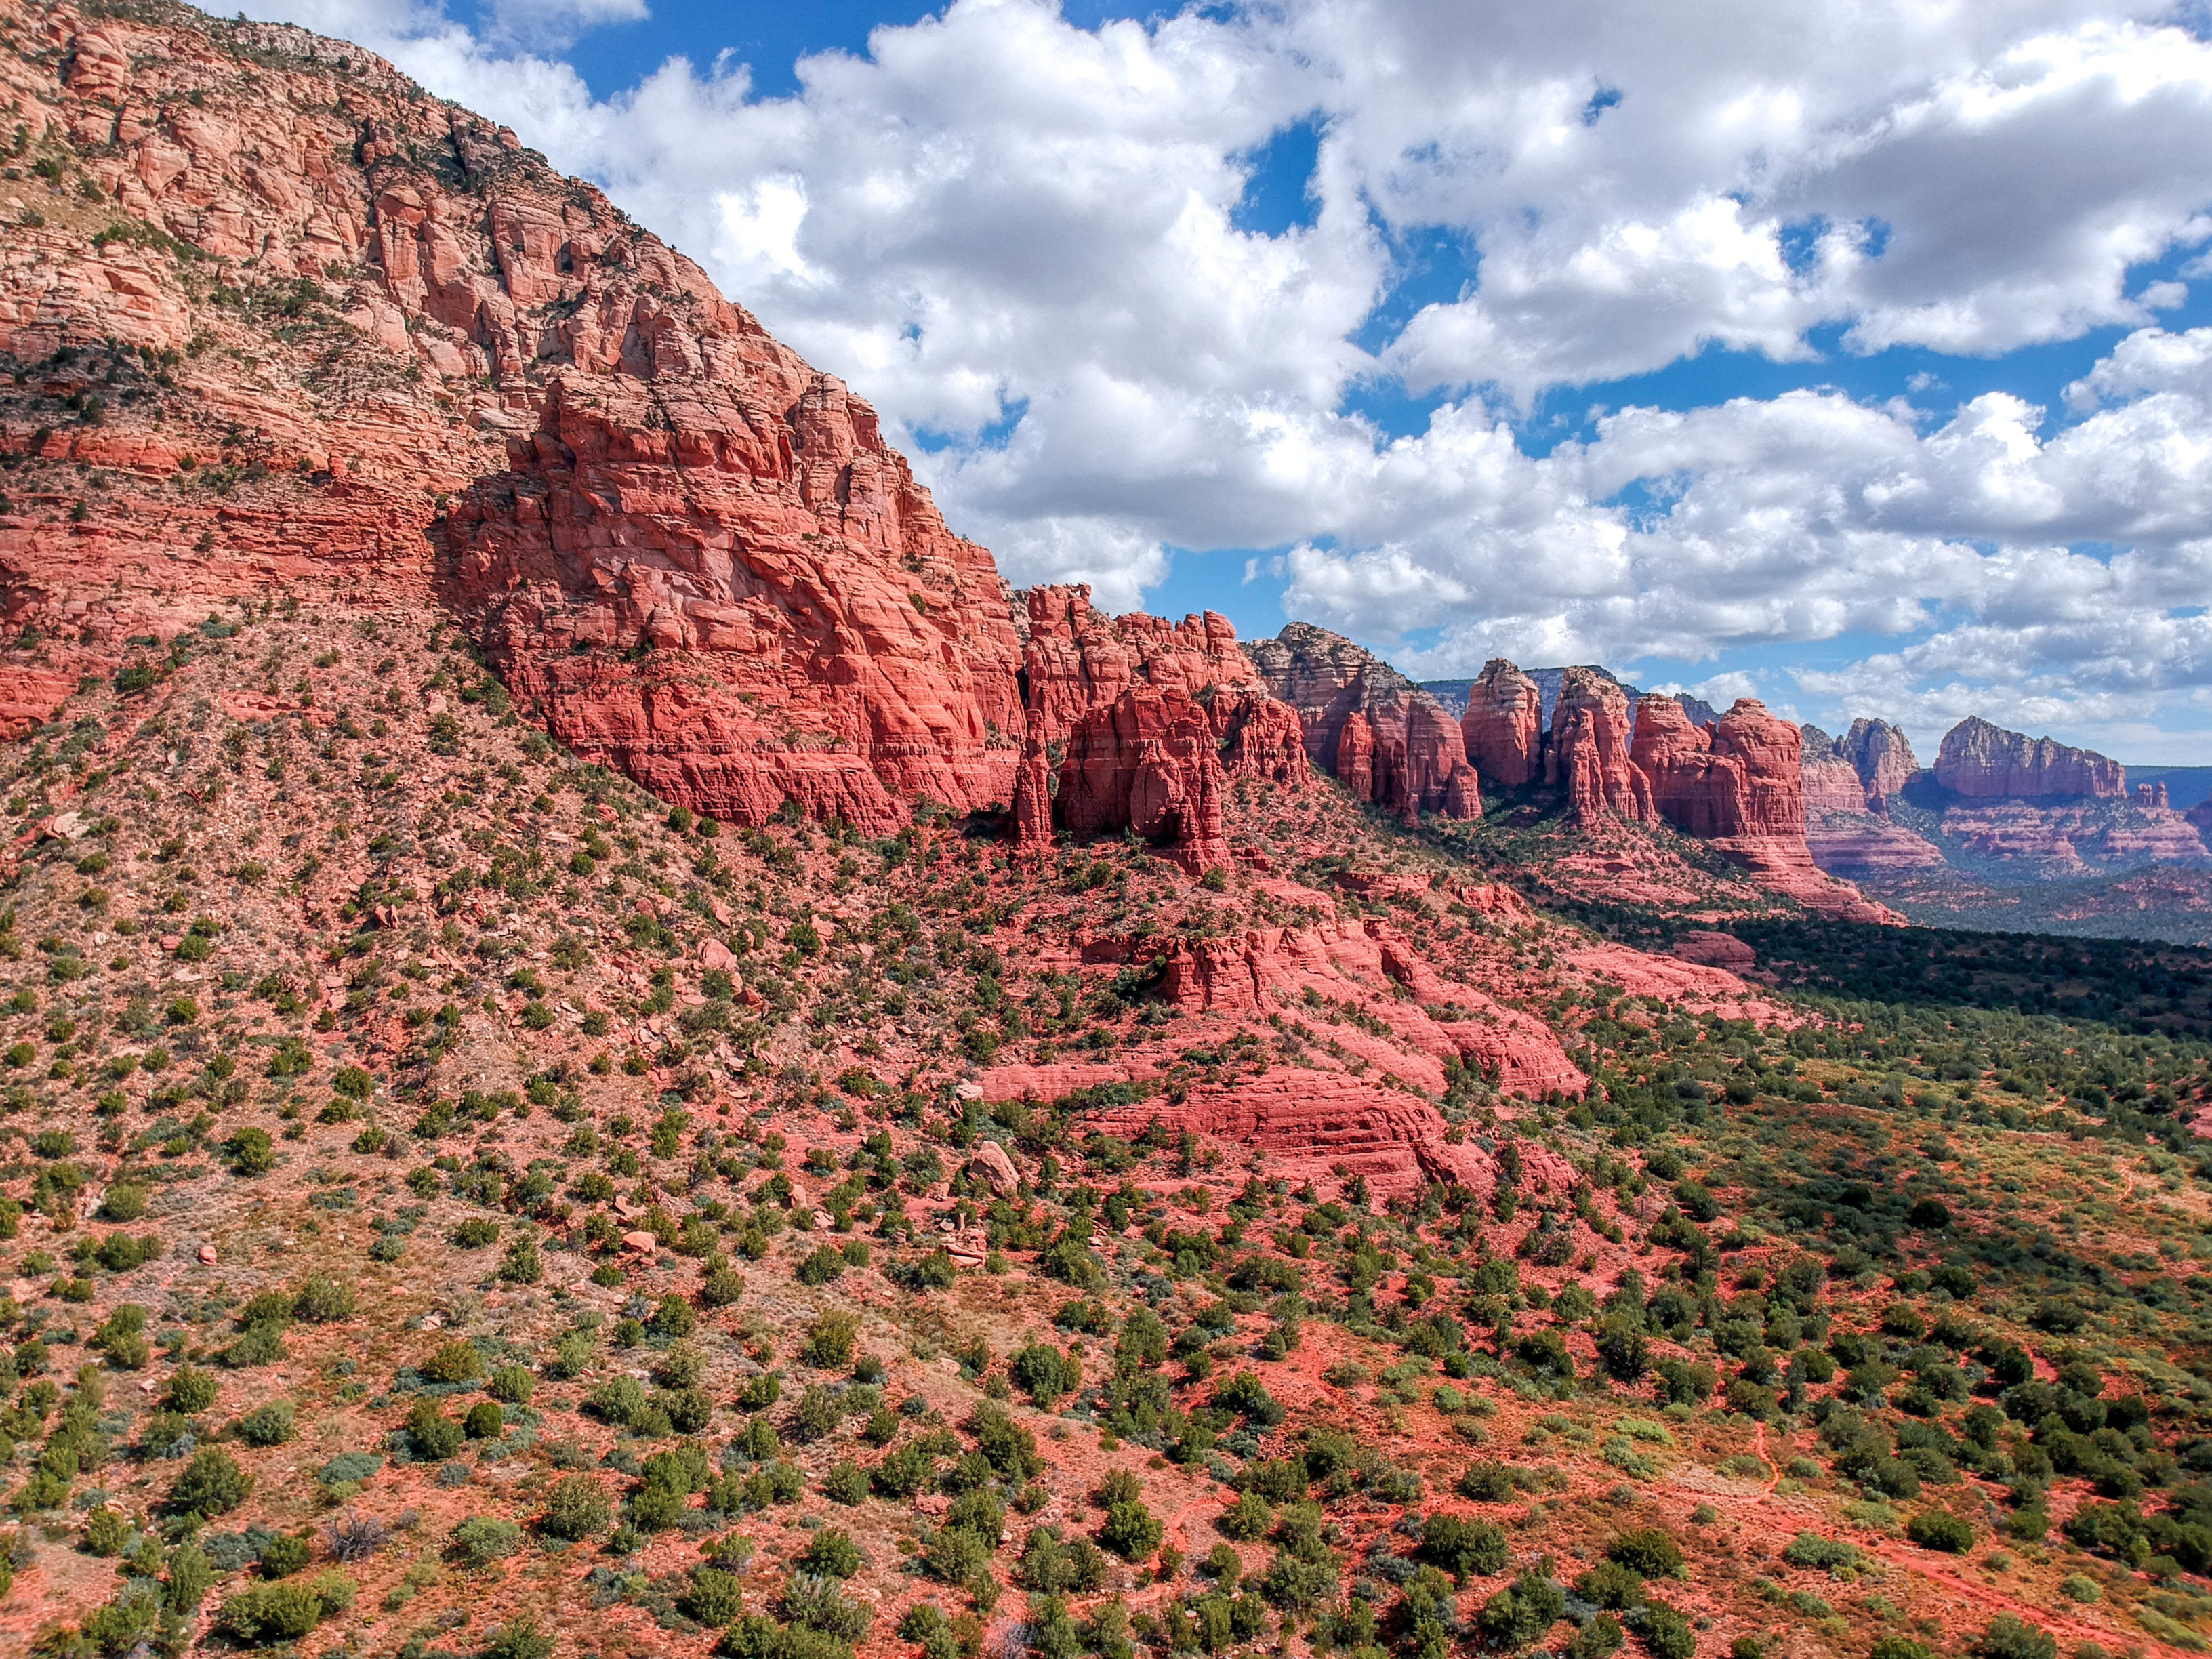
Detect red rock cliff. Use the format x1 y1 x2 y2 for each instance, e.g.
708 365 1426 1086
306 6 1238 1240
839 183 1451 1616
1461 657 1543 789
1935 716 2125 800
1546 667 1652 826
1244 622 1479 819
1053 687 1232 875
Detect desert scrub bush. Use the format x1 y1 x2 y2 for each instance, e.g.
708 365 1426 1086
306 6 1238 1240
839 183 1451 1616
487 1364 534 1404
422 1339 487 1384
1907 1511 1974 1553
1099 1496 1163 1561
1606 1528 1683 1578
450 1515 524 1567
804 1310 859 1369
542 1474 611 1540
293 1274 353 1323
239 1401 295 1446
218 1571 355 1643
169 1446 252 1515
408 1399 464 1460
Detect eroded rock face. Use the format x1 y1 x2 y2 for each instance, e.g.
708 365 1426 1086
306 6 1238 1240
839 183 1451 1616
1936 716 2125 800
1012 586 1307 853
1462 657 1543 789
1244 623 1479 819
1841 717 1919 802
450 373 1026 832
1547 668 1652 826
1053 687 1231 874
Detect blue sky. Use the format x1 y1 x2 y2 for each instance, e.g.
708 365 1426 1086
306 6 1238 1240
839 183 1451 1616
266 0 2212 762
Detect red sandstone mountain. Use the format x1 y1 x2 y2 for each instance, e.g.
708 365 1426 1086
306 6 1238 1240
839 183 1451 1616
1935 714 2125 800
1244 622 1480 821
1460 657 1542 787
1544 666 1652 825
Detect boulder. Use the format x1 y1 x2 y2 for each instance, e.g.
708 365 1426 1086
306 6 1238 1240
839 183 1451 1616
966 1141 1019 1197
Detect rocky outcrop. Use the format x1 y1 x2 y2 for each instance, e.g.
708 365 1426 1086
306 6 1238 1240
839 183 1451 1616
1935 716 2125 801
2137 781 2171 809
1082 1073 1574 1200
1461 658 1544 789
1244 623 1479 820
1053 687 1231 874
451 372 1027 832
1799 725 1877 815
1011 586 1307 854
1841 718 1919 802
1626 695 1899 920
1547 668 1652 826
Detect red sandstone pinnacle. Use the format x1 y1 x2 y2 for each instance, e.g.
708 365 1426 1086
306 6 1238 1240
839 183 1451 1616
1337 711 1376 803
1842 717 1919 803
1054 687 1232 875
1547 668 1652 826
1462 657 1543 789
1244 622 1479 819
1012 724 1055 853
1934 715 2125 801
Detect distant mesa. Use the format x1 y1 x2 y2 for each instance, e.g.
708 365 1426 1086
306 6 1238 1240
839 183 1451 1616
1932 714 2127 802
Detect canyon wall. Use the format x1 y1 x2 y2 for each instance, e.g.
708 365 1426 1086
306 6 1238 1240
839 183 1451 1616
1244 623 1481 821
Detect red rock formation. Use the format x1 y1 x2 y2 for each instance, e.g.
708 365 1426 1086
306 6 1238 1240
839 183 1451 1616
1631 695 1743 836
1935 716 2125 800
1082 1073 1572 1200
1628 695 1898 921
1053 687 1231 874
1244 623 1479 819
1800 724 1875 813
1336 711 1376 802
1018 585 1308 800
1461 657 1544 788
0 1 1029 827
1842 717 1920 802
451 373 1027 832
1012 726 1054 853
2137 781 2171 809
1547 668 1652 825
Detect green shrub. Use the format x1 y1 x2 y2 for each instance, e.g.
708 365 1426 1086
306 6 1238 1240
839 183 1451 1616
167 1364 218 1414
487 1365 534 1404
293 1275 354 1323
484 1617 556 1659
451 1515 524 1567
465 1401 506 1439
1606 1527 1682 1578
97 1184 146 1222
1975 1615 2057 1659
409 1399 465 1460
805 1311 857 1369
423 1340 487 1384
169 1446 253 1515
1099 1499 1163 1561
541 1475 611 1540
240 1401 295 1446
1634 1597 1696 1659
218 1570 354 1642
802 1527 864 1578
1907 1511 1974 1553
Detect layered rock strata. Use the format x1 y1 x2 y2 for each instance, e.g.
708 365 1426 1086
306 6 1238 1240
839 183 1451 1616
1935 716 2125 800
1245 623 1480 820
1460 657 1543 788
